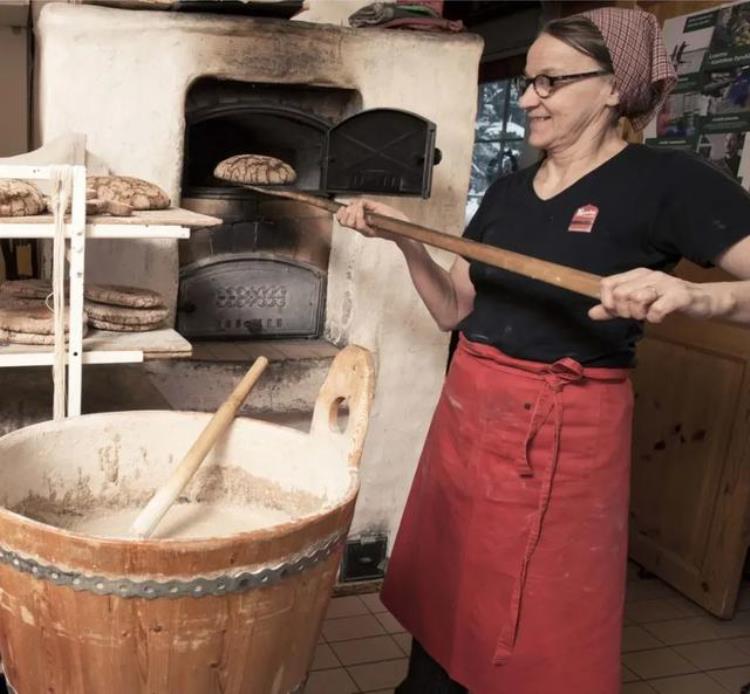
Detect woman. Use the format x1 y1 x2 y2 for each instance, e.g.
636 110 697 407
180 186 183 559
336 8 750 694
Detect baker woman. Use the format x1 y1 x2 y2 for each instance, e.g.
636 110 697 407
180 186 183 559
337 7 750 694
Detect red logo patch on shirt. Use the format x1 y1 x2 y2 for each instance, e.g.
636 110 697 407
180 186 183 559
568 204 599 233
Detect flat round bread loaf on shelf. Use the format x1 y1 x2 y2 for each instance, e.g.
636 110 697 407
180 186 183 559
88 317 164 332
0 305 85 335
0 323 89 345
84 300 168 326
0 180 46 217
0 296 48 310
85 284 164 309
214 155 297 186
0 279 52 300
86 176 170 210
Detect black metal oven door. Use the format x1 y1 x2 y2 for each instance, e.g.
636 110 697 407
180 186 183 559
177 252 326 339
321 108 439 198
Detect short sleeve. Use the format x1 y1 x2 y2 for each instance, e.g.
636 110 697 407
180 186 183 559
651 152 750 267
463 195 488 242
463 178 505 243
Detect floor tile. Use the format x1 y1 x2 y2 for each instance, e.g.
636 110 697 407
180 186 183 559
622 682 657 693
331 635 404 666
626 580 677 603
326 595 371 619
622 647 698 679
347 658 408 691
374 611 405 634
626 599 701 624
674 639 750 670
304 667 359 694
360 592 388 614
622 664 640 682
323 614 387 642
622 625 664 652
392 632 412 656
648 672 728 694
310 643 340 671
737 584 750 611
706 664 750 691
644 617 720 645
731 636 750 655
709 610 750 639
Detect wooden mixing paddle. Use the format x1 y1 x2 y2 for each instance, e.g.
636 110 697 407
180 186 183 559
130 356 270 539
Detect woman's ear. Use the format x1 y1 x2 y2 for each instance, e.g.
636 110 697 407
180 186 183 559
605 83 621 108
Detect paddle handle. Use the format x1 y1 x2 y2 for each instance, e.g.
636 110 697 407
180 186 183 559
241 186 602 300
130 356 270 539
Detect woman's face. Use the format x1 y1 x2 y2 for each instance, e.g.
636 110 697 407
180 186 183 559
520 32 620 152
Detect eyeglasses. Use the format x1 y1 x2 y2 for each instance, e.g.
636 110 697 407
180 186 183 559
516 70 611 98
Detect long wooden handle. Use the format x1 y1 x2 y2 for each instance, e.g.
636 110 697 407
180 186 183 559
240 185 602 300
129 356 270 539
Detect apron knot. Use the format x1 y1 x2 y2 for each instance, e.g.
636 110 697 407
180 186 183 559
515 358 584 477
544 357 585 392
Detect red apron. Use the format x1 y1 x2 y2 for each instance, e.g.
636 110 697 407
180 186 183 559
381 335 633 694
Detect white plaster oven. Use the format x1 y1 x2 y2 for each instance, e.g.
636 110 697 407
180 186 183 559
36 3 482 546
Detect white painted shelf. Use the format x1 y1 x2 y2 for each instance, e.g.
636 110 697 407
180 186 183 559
0 328 192 367
0 208 221 239
0 163 221 415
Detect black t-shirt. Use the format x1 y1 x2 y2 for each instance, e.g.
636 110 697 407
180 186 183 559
459 144 750 367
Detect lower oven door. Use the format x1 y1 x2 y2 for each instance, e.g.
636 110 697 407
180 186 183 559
177 252 326 339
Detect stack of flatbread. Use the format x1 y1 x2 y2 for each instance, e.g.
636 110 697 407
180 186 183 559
0 305 87 345
84 284 168 332
0 280 168 338
0 280 87 345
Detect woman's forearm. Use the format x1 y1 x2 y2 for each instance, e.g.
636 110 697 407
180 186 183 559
398 239 464 331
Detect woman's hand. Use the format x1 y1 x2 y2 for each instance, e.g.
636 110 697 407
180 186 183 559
334 199 410 245
588 268 729 323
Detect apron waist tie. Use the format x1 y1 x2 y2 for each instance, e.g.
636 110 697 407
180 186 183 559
493 357 584 665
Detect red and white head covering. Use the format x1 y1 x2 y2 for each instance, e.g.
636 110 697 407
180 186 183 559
580 7 677 131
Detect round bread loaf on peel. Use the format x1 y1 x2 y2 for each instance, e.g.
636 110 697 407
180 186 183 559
86 176 170 210
85 284 164 309
214 155 297 185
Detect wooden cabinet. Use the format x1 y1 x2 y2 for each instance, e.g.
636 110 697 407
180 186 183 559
630 263 750 617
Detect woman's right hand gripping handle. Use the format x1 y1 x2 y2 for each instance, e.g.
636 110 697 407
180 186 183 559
334 198 476 332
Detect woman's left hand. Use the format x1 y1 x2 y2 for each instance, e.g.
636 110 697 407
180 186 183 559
588 268 715 323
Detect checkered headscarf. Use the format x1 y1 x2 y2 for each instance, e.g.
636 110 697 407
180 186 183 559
581 7 677 131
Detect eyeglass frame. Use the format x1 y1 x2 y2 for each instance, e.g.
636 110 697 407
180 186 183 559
516 70 612 98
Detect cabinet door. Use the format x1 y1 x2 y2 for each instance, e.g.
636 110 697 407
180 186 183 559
630 264 750 617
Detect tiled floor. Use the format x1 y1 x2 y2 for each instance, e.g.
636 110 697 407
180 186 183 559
309 564 750 693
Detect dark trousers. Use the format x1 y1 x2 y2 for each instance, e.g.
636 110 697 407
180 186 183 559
395 639 468 694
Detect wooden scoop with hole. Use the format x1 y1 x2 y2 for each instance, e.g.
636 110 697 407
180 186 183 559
129 356 269 539
229 184 603 300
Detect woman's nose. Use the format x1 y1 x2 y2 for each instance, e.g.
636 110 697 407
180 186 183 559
518 82 538 109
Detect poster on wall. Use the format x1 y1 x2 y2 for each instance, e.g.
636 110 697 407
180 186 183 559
705 3 750 68
644 1 750 190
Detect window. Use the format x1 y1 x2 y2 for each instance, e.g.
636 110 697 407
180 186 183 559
466 78 527 223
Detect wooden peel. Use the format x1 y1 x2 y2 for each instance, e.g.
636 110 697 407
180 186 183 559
238 185 602 300
129 356 270 539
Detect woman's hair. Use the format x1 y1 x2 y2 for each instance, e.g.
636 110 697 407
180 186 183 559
541 15 615 74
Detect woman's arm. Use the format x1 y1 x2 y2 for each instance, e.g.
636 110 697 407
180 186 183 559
588 235 750 324
335 200 476 331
